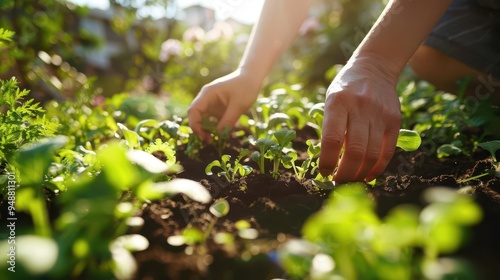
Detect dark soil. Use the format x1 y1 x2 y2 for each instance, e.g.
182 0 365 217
133 131 500 280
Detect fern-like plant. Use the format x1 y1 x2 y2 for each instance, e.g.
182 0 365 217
0 78 59 166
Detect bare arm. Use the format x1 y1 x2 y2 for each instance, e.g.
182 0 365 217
188 0 312 139
238 0 313 83
319 0 452 183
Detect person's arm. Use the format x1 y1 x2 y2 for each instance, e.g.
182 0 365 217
188 0 312 140
319 0 452 183
238 0 313 82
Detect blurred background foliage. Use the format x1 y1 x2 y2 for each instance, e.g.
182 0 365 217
0 0 387 113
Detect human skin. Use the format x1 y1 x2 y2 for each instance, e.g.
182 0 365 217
188 0 452 183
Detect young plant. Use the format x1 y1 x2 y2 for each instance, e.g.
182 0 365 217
282 140 321 181
201 117 230 156
268 129 296 179
205 149 253 183
250 138 276 174
278 184 482 279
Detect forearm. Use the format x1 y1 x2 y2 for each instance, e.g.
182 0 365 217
238 0 313 83
352 0 452 80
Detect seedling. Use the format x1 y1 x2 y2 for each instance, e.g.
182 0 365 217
282 140 321 181
205 149 253 183
201 117 230 156
250 138 276 174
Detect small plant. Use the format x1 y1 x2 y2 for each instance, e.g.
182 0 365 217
283 139 321 181
0 78 59 168
205 149 253 183
251 129 296 180
250 138 276 174
201 117 231 156
278 184 482 279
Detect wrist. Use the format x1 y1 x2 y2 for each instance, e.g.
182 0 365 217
347 51 403 86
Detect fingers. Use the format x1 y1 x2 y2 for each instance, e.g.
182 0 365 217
187 104 209 142
352 122 383 181
318 96 348 177
365 127 400 182
334 116 370 184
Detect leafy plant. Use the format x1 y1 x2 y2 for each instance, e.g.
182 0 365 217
283 139 321 181
205 149 253 183
0 78 59 168
278 184 482 280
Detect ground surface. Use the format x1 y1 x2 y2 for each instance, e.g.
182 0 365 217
133 130 500 280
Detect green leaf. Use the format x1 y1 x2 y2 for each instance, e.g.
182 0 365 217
205 160 222 176
268 112 292 129
134 119 159 133
477 140 500 162
14 136 68 186
273 129 296 147
255 138 276 153
396 129 421 151
437 144 462 158
117 123 140 149
210 199 230 218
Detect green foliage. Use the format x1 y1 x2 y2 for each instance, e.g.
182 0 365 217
0 78 58 167
477 140 500 162
205 149 253 183
278 185 482 280
396 129 422 151
283 139 321 181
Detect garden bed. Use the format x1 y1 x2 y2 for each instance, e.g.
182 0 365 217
132 131 500 280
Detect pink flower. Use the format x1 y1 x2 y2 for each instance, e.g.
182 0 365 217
183 26 205 42
159 39 183 62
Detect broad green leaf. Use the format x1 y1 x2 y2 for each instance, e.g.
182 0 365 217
477 140 500 162
210 199 230 218
273 129 296 147
437 144 462 158
99 143 140 190
268 112 292 129
182 228 205 245
308 103 325 118
396 129 421 151
235 220 251 229
255 138 276 154
117 123 140 149
14 136 68 186
134 119 159 133
205 160 222 176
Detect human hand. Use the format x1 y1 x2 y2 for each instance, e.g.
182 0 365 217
318 55 402 183
188 69 262 141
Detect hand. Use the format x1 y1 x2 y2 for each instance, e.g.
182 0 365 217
319 55 402 183
188 69 262 141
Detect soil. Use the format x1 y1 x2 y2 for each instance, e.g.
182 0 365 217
133 129 500 280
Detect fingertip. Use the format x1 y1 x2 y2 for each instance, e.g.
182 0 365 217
319 168 333 177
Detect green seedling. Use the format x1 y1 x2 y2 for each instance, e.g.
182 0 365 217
251 129 296 179
205 149 253 183
278 185 482 280
307 102 324 138
201 117 230 156
251 138 276 174
268 129 296 179
282 140 321 181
